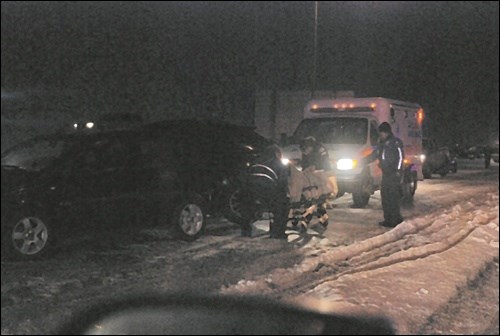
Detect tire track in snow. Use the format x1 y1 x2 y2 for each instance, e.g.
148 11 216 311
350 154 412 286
222 193 499 298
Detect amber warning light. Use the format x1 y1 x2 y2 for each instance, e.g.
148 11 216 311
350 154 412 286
417 109 424 125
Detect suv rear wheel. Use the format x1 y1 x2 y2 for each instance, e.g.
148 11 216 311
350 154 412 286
2 209 53 260
172 199 206 241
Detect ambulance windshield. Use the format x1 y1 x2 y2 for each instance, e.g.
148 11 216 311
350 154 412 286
294 118 368 145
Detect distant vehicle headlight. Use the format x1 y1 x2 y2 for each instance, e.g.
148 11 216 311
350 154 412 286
419 154 426 163
281 158 290 165
337 158 357 170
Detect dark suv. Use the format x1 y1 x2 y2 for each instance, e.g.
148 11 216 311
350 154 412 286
1 119 272 260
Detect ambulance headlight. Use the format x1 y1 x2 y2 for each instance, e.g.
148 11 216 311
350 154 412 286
337 158 358 170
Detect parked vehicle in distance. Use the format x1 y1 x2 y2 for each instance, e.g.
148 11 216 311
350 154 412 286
464 145 486 160
69 112 144 133
422 138 452 178
1 119 272 260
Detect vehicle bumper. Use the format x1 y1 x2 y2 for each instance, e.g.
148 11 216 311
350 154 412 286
335 170 365 193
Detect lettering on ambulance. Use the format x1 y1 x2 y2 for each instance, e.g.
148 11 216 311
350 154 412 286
407 113 421 138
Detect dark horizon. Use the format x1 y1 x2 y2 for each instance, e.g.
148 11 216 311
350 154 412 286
1 1 499 146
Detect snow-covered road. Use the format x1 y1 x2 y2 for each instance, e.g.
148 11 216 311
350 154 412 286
1 159 498 334
224 160 499 334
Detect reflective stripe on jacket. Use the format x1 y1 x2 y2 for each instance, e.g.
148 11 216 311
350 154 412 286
379 135 404 174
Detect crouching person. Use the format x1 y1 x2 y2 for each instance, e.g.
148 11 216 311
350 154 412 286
300 137 338 199
286 137 336 232
300 136 336 229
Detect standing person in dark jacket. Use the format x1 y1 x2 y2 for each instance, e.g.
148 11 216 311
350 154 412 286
366 122 405 227
484 146 491 169
266 145 290 239
240 145 289 239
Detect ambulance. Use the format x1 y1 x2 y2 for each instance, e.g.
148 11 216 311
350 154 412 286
282 97 425 207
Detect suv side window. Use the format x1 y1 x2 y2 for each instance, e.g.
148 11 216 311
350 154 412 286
69 134 141 172
370 121 379 146
149 135 180 170
100 139 130 169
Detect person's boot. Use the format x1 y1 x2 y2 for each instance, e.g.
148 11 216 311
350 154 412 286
298 221 308 233
241 224 252 237
269 232 288 239
316 207 328 228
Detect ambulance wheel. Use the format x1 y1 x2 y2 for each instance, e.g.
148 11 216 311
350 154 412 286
401 172 417 202
352 191 370 208
352 172 371 208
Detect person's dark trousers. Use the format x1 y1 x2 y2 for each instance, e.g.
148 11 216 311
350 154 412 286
380 173 403 226
269 195 289 238
239 189 258 237
485 155 491 169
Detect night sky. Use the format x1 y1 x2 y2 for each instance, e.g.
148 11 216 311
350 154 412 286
1 1 498 146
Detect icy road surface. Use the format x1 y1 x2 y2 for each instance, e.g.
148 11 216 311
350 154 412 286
224 160 499 334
